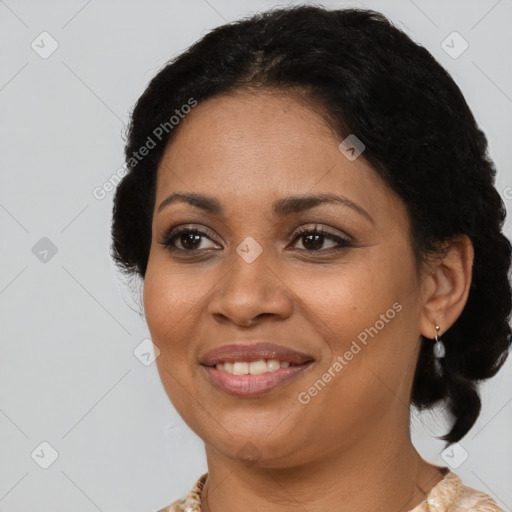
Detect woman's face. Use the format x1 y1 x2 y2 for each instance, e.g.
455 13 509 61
144 90 429 468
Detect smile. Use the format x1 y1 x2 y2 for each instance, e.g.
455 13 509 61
202 361 314 398
214 359 294 374
199 340 315 397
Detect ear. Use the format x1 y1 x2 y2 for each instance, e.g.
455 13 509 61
419 234 474 338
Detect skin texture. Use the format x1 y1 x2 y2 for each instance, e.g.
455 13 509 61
143 90 474 512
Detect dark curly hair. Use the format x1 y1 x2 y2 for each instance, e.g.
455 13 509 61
111 5 512 447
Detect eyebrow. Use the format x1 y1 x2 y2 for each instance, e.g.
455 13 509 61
157 192 373 223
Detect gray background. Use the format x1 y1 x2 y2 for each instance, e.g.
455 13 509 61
0 0 511 511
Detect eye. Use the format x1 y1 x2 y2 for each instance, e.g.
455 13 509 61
289 224 352 253
158 225 219 252
158 223 353 255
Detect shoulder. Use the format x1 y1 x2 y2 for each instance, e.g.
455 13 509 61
153 473 208 512
456 477 504 511
415 471 504 512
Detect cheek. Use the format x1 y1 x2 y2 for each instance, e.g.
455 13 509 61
143 267 197 408
287 252 417 398
143 260 205 348
285 255 403 350
143 266 205 423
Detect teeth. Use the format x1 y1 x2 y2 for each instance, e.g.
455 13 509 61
249 360 267 374
215 359 293 374
233 362 249 375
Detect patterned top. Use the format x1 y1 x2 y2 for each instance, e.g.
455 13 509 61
156 469 503 511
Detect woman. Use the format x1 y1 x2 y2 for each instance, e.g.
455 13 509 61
111 5 510 511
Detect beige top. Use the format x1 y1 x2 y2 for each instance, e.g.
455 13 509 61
156 470 503 512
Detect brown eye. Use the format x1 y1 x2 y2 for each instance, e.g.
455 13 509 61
290 225 352 252
159 226 219 252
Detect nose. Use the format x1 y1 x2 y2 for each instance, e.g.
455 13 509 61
208 255 293 327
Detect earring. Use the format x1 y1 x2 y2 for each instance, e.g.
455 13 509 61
433 324 446 375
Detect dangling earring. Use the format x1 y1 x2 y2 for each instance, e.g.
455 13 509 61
433 324 446 375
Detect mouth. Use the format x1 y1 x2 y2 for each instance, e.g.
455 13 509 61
199 341 314 398
213 359 298 374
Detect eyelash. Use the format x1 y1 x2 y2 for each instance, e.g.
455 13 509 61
158 224 353 255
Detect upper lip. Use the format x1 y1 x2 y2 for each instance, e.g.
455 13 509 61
199 341 314 366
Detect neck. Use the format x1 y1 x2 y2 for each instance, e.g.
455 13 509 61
200 416 445 512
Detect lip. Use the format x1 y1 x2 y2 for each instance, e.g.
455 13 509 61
199 341 315 398
199 341 314 366
202 364 313 398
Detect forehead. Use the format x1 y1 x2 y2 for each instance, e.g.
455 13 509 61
154 91 401 221
159 90 338 169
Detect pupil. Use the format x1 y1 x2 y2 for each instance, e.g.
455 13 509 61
182 233 201 250
304 234 323 250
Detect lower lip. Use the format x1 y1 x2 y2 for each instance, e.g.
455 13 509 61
202 363 312 398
